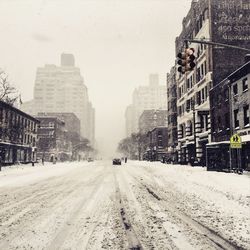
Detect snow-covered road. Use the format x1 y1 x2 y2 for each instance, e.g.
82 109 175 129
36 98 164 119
0 161 249 250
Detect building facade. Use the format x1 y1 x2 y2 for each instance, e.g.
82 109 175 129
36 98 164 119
210 79 231 143
37 112 81 147
0 100 39 165
21 54 95 145
229 61 250 171
36 116 72 162
207 60 250 171
167 67 178 162
125 74 167 136
146 127 168 161
139 109 167 134
175 0 250 165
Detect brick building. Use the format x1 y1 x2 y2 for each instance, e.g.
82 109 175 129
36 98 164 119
0 100 39 165
36 116 71 162
37 112 81 160
175 0 250 165
207 60 250 171
146 127 168 161
139 109 168 134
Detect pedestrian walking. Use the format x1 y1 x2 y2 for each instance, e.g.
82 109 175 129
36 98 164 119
125 157 127 163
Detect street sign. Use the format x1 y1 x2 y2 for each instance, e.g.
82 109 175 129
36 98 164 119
230 134 242 148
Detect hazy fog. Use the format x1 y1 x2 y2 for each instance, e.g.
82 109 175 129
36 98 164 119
0 0 192 157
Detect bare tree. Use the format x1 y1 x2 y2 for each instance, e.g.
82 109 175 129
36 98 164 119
0 70 18 106
117 132 148 160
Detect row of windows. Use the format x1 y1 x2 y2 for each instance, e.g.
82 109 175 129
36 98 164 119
0 127 36 146
196 61 207 83
233 78 248 95
178 61 208 98
178 85 209 116
0 108 37 132
178 115 209 139
234 105 249 128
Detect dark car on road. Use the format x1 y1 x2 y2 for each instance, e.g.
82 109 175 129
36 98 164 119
112 158 121 165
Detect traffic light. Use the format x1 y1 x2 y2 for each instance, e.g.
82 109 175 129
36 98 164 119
186 48 196 71
177 51 186 74
177 48 196 74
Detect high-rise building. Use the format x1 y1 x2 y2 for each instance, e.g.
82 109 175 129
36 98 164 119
174 0 250 165
125 74 167 136
21 54 95 145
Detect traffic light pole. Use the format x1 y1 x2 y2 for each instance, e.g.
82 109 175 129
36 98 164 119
184 39 250 52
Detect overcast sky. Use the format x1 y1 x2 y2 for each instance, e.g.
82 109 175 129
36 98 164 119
0 0 192 157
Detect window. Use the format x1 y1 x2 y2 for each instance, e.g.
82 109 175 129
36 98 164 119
201 64 204 78
189 122 193 135
244 105 249 126
234 109 239 128
217 116 222 130
201 88 205 102
233 84 238 95
225 112 230 129
242 78 248 92
200 115 204 129
224 88 229 100
205 86 208 99
197 67 201 82
48 122 54 127
186 99 191 112
196 91 201 105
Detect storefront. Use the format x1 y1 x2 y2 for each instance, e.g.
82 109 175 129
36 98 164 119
0 142 34 165
206 135 250 171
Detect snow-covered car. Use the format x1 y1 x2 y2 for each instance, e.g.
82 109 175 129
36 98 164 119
112 158 121 165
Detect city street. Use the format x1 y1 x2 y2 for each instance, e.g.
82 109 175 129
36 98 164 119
0 161 249 250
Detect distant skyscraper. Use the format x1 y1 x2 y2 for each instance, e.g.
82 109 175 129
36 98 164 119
149 73 159 87
21 54 95 145
139 109 168 134
125 74 167 136
61 53 75 67
125 105 134 136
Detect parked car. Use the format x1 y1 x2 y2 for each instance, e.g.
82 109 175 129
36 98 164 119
112 158 121 165
87 157 94 162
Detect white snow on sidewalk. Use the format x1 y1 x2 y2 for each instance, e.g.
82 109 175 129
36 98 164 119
0 161 91 187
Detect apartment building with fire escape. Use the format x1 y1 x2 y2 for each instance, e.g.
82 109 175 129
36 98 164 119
175 0 249 165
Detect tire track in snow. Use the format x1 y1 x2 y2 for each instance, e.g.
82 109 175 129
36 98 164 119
113 169 143 250
0 167 106 249
130 171 245 250
46 171 108 250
